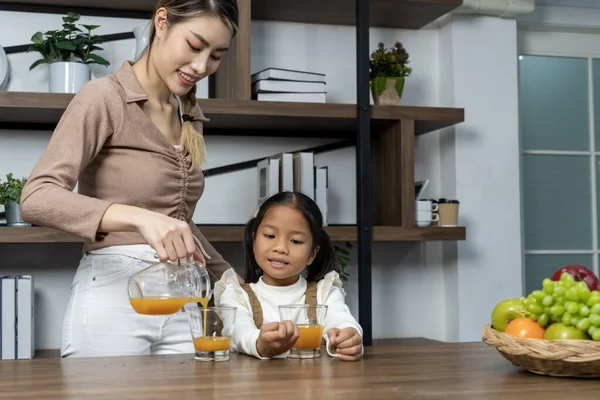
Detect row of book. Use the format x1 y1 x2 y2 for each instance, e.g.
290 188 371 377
251 67 327 103
1 275 35 360
257 151 329 225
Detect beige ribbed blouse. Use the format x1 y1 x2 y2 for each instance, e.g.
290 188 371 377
20 61 231 279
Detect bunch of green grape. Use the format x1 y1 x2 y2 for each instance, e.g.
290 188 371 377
522 272 600 340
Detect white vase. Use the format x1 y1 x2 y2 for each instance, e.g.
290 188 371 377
49 62 90 93
133 23 150 60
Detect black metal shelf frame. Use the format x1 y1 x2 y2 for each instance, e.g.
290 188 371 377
355 0 373 347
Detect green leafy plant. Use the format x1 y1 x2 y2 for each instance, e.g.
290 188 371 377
334 242 353 281
0 173 27 205
369 41 412 80
27 12 110 71
369 41 412 97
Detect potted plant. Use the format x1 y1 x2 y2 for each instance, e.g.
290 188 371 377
27 12 110 93
0 173 30 227
369 41 412 106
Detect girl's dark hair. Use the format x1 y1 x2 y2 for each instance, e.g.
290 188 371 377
144 0 239 168
244 191 339 284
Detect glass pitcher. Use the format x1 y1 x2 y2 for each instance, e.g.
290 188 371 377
128 257 211 316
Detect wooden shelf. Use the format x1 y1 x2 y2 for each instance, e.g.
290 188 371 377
0 92 464 136
251 0 464 30
0 226 466 243
371 226 466 242
0 0 464 30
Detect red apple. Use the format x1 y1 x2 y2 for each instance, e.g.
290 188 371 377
551 265 599 291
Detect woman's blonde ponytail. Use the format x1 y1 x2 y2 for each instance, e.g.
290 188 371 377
180 84 207 168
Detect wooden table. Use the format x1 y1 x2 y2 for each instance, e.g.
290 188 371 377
0 342 598 399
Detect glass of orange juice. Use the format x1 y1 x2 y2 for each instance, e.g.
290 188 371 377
185 304 237 361
127 258 211 315
278 304 328 359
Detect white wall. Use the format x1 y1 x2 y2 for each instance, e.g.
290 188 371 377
0 10 447 349
438 15 524 342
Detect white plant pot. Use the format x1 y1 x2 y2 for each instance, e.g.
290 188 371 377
49 61 90 93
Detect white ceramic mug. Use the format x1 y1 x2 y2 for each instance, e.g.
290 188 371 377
415 210 439 227
416 199 439 212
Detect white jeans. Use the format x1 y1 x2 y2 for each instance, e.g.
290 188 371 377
61 244 194 358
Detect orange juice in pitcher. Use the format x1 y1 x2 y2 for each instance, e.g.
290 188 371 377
129 296 209 315
127 257 211 316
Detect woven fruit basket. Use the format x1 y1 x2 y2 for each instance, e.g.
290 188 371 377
482 324 600 378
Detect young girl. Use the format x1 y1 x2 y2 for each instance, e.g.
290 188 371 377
215 191 363 361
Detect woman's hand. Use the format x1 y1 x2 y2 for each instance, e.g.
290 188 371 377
98 204 204 263
135 210 203 263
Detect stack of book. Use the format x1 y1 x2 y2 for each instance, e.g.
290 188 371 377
1 275 35 360
257 152 329 225
251 67 327 103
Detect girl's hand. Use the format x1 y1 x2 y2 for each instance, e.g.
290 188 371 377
256 321 299 358
134 210 202 263
327 327 363 361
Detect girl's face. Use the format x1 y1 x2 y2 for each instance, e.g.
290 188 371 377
152 9 233 97
253 205 319 286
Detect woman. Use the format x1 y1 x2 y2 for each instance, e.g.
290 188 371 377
19 0 239 358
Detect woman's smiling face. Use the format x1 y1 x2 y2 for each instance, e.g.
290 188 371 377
151 9 233 96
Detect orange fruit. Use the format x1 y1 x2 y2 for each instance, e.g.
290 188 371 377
504 317 545 339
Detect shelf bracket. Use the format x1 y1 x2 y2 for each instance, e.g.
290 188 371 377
401 119 416 228
212 0 252 100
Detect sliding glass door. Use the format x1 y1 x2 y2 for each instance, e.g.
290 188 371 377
519 54 600 294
